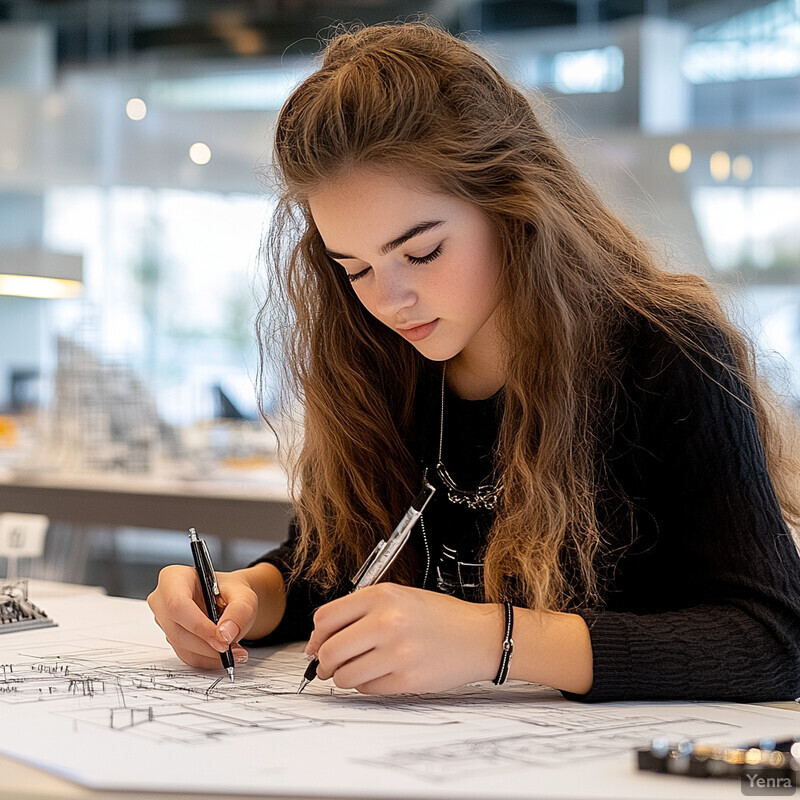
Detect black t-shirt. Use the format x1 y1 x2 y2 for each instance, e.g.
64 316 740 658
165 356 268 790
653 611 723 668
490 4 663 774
407 375 502 602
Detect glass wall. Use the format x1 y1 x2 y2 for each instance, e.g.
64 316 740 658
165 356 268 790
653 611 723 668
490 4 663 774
43 185 270 423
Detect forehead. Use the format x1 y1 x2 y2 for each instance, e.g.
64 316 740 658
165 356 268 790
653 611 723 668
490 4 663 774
308 168 461 247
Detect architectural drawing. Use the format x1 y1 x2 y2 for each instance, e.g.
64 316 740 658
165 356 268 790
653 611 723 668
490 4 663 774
0 636 467 744
360 715 739 780
1 595 799 799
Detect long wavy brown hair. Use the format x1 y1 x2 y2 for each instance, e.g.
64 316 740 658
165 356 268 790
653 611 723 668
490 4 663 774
257 20 800 611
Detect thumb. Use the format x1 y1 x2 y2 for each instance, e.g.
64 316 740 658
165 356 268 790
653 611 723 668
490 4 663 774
214 590 258 647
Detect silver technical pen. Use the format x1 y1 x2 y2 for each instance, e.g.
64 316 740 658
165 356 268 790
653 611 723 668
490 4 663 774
296 483 436 693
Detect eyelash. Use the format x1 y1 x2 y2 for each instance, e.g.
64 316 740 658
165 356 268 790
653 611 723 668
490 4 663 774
346 244 443 284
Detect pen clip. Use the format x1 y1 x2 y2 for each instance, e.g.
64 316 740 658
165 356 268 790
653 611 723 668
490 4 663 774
200 539 220 596
361 533 409 585
351 540 386 587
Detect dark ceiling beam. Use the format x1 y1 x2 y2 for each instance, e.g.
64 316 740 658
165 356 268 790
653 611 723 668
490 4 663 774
0 0 782 65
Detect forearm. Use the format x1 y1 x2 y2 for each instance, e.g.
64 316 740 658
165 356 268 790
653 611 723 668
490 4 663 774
237 562 287 640
503 606 593 695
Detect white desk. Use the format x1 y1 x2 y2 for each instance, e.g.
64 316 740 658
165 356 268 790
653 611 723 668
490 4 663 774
2 591 800 800
0 586 314 800
0 762 287 800
1 584 265 800
20 579 107 598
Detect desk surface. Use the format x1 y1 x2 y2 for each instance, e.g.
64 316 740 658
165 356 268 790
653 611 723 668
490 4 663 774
7 712 800 800
3 589 800 800
0 468 293 541
1 584 275 800
0 760 306 800
0 466 290 500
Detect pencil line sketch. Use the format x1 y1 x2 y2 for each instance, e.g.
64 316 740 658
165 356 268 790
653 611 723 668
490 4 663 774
0 634 740 756
359 716 739 781
2 620 798 798
0 636 496 744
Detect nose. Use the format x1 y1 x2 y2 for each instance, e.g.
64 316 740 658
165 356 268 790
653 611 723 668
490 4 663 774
372 266 417 319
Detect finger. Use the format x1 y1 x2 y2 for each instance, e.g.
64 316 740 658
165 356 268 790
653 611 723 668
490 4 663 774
164 592 220 643
329 649 391 691
170 648 231 672
307 590 376 654
315 616 376 680
352 675 405 695
165 625 230 659
214 595 257 647
165 638 249 672
148 566 217 641
232 644 249 663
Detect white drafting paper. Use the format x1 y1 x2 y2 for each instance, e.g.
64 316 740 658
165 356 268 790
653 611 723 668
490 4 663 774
0 594 799 799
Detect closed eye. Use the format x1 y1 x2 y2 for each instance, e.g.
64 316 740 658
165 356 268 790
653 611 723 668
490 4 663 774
408 244 442 265
344 244 443 284
346 266 371 284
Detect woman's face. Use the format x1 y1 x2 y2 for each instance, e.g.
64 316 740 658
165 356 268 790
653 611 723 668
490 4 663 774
308 167 504 391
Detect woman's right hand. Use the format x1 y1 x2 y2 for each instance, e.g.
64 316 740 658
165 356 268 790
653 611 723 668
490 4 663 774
147 565 260 670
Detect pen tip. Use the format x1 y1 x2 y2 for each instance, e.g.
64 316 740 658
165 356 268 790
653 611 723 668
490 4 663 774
296 679 309 694
227 667 235 683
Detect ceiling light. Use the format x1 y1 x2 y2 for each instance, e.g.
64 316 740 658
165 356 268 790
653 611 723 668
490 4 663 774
0 249 83 299
189 142 212 165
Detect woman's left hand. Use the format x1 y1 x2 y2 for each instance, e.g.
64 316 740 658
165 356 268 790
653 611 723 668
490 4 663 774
305 583 502 694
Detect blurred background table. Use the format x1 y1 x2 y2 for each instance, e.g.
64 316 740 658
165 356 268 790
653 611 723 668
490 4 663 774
0 467 292 540
0 467 293 596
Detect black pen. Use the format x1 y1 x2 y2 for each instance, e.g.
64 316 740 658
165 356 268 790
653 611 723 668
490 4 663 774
296 483 436 693
188 527 235 683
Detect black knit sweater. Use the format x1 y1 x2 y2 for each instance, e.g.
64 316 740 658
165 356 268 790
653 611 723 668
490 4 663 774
252 316 800 703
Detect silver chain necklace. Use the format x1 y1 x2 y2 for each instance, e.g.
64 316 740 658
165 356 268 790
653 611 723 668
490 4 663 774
435 363 502 511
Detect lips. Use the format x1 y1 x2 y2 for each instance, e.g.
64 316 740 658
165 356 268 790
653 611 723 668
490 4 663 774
397 319 439 342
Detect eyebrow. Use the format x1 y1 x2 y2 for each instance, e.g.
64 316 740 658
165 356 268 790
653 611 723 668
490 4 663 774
324 220 444 260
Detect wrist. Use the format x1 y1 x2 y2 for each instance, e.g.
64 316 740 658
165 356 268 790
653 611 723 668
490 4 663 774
239 562 279 593
238 562 287 640
505 608 593 695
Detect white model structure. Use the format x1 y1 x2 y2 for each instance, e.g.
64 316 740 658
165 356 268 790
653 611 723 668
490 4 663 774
32 337 164 474
0 580 55 633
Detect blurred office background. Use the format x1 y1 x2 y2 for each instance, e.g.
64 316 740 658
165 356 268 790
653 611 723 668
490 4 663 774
0 0 798 597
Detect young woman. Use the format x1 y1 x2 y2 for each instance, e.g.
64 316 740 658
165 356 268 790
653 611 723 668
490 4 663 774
148 21 800 702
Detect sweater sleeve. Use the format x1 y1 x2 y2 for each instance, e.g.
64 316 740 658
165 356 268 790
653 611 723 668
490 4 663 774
564 322 800 703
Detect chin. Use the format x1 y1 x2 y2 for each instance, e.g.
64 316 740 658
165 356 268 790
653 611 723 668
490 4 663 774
411 342 463 363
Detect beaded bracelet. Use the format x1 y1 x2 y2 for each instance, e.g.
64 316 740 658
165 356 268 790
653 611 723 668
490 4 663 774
492 601 514 685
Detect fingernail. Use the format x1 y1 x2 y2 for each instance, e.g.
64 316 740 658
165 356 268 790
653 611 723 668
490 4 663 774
305 652 316 662
218 620 239 644
235 650 248 664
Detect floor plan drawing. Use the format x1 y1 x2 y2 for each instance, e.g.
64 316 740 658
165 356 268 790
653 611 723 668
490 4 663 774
358 714 739 780
1 594 798 800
